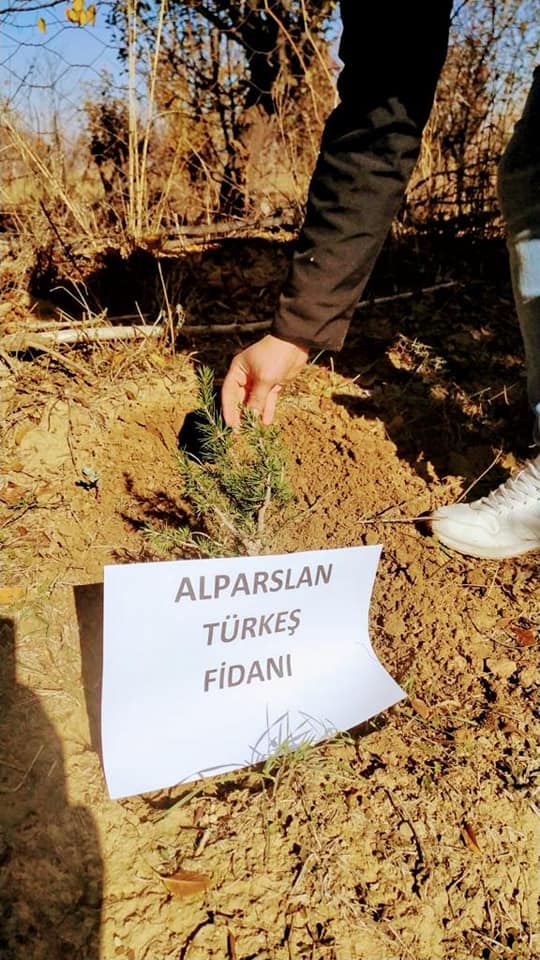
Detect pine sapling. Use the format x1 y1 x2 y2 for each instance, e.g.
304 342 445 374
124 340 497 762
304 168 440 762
146 366 294 558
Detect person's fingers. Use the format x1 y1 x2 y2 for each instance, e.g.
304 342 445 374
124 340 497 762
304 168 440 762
222 336 309 427
262 384 282 425
221 363 248 428
246 381 273 419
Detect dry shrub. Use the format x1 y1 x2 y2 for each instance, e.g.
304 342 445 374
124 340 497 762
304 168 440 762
404 0 539 237
81 1 336 234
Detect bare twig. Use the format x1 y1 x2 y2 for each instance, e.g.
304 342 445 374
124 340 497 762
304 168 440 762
354 280 458 310
0 336 97 383
0 745 44 794
157 261 176 353
38 200 89 286
1 325 165 350
0 347 20 373
257 478 273 538
0 282 460 355
457 448 503 503
212 506 245 544
356 515 427 524
1 109 92 237
162 215 297 243
180 320 272 336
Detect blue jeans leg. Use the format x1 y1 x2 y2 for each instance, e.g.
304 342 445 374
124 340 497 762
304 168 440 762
498 67 540 446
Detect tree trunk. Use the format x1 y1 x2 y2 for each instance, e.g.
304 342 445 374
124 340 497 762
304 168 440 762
219 104 271 216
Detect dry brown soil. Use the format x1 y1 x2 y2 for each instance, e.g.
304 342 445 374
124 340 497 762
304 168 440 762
0 236 538 960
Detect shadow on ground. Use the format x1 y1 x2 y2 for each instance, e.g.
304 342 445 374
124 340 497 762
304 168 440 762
31 231 534 489
0 618 102 960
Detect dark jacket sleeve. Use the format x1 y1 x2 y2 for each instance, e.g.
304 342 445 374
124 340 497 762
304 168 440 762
272 0 453 351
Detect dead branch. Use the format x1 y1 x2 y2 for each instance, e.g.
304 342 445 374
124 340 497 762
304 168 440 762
168 215 296 237
0 324 165 351
0 280 458 354
355 280 458 310
178 321 272 336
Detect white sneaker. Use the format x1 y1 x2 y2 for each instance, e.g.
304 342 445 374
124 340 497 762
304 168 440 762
430 455 540 559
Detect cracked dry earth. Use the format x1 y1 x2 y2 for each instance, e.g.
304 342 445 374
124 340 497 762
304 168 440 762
0 344 538 960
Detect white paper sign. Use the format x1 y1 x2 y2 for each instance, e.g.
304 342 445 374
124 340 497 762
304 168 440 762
102 546 404 798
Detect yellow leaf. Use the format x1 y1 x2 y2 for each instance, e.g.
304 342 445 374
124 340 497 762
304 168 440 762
66 8 79 22
79 9 88 25
162 870 210 898
87 4 97 26
37 16 47 33
0 586 25 605
72 0 84 10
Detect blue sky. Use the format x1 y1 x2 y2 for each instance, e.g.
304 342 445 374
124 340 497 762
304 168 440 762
0 2 123 130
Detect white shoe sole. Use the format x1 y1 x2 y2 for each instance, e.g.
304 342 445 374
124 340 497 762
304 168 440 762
433 531 540 560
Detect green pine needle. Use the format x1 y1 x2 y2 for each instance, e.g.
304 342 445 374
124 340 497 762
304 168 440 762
146 366 294 558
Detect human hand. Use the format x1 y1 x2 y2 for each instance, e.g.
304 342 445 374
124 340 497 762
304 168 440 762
221 334 309 428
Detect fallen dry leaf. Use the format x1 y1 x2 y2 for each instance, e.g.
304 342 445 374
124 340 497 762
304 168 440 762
0 483 27 506
501 617 537 648
509 623 537 648
461 822 482 855
0 585 25 604
35 483 55 500
486 657 517 680
410 696 431 720
161 870 210 898
501 719 520 735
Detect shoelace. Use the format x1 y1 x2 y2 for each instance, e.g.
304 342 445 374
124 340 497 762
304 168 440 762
479 457 540 512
